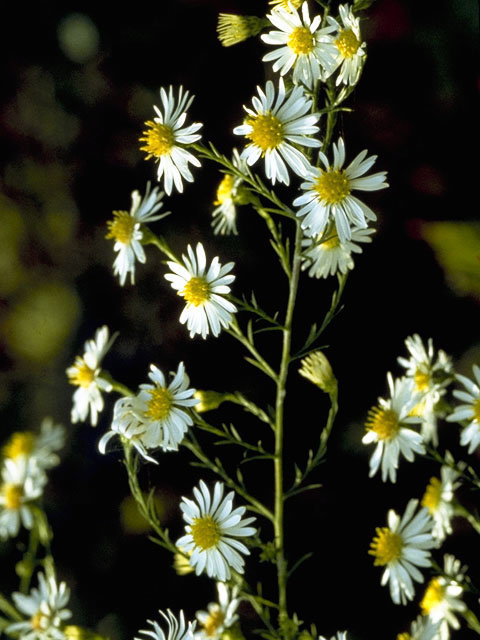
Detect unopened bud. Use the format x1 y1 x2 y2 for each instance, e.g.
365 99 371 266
299 351 337 395
217 14 264 47
173 547 194 575
194 390 225 413
64 627 106 640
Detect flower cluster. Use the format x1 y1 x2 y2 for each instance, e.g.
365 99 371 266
0 418 64 539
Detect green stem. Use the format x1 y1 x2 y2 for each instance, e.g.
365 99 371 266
274 221 303 629
0 594 21 623
454 502 480 536
142 229 180 263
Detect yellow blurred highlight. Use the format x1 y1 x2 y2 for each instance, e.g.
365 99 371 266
421 221 480 300
2 282 80 364
120 493 166 535
0 196 26 296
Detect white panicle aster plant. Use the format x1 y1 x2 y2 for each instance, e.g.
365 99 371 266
3 3 479 640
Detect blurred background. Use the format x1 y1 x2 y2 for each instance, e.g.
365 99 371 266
0 0 478 638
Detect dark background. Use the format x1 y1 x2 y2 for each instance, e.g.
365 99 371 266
0 1 478 638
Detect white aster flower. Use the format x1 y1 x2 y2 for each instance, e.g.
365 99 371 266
294 137 388 242
318 632 349 640
398 334 453 446
362 374 425 483
140 86 203 195
420 555 466 639
446 363 480 453
327 4 366 86
2 417 65 471
301 225 374 278
233 78 321 185
135 610 195 640
176 480 257 581
211 150 248 236
262 2 339 89
195 582 240 640
106 182 169 286
100 362 197 458
98 395 156 464
397 615 441 640
369 499 436 605
165 243 237 339
269 0 303 11
421 454 463 541
6 572 71 640
66 326 115 426
0 457 46 539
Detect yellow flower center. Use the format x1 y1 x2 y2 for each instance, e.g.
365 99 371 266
3 483 23 510
421 476 442 514
369 527 404 565
214 174 235 205
146 387 173 421
288 26 315 55
396 634 411 640
140 121 175 158
106 211 136 244
474 397 480 422
321 234 341 250
414 369 430 392
67 357 96 388
31 610 46 631
203 609 226 637
420 577 444 614
270 0 302 9
365 407 399 440
314 170 350 205
182 276 210 306
191 515 221 550
335 28 361 58
3 432 35 459
409 398 426 417
247 113 284 153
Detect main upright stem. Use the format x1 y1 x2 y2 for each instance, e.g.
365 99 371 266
275 221 303 632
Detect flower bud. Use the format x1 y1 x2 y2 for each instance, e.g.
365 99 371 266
217 15 264 47
299 351 337 395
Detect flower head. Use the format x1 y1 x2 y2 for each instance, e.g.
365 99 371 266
298 350 337 395
217 14 264 47
195 583 240 640
262 2 338 88
0 457 46 539
140 86 202 195
294 137 388 242
301 226 374 279
106 182 169 286
100 362 198 460
318 633 349 640
369 499 436 605
66 326 115 426
446 363 480 453
420 555 466 639
165 243 237 339
269 0 303 10
211 150 249 236
362 374 425 483
176 480 256 581
396 615 441 640
6 572 71 640
421 454 463 541
398 334 453 445
233 78 321 185
3 417 65 472
327 4 366 86
135 610 195 640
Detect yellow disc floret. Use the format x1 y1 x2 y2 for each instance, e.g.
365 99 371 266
314 170 350 204
321 234 341 250
203 608 225 637
396 634 411 640
191 515 221 550
473 397 480 422
365 407 399 441
3 432 35 459
420 577 444 614
106 211 136 244
414 369 430 392
421 476 442 514
3 483 23 510
288 27 315 55
182 276 210 306
67 357 96 388
247 113 284 154
369 527 404 565
146 387 173 421
214 174 235 205
31 610 47 631
140 121 175 159
335 28 361 58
